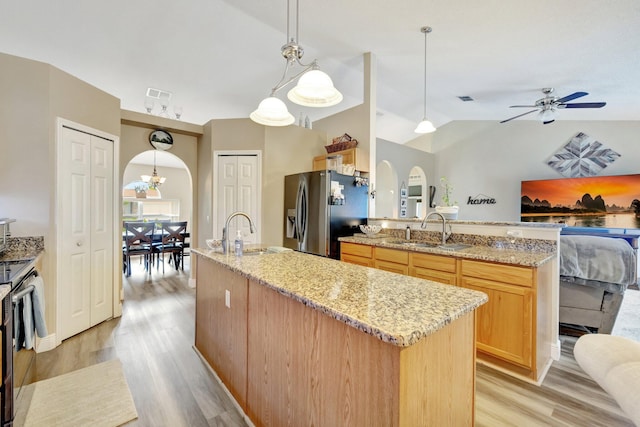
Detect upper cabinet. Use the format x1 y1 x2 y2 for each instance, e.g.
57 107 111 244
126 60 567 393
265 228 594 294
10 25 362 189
312 148 368 172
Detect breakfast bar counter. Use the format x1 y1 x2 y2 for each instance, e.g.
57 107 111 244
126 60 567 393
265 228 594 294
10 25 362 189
193 248 487 427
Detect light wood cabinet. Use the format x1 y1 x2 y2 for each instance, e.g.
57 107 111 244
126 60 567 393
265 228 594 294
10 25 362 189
312 148 368 172
341 241 552 381
409 252 458 285
195 256 248 409
460 259 538 378
341 242 374 267
374 247 409 275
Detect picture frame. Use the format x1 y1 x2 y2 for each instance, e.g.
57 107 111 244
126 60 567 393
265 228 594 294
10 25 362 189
400 198 407 207
400 208 407 217
400 188 408 198
149 129 174 151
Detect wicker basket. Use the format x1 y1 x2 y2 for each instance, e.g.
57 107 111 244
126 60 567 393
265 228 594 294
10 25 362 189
325 140 358 153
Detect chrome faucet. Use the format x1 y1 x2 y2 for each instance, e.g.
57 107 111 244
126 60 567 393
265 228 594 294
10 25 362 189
222 211 256 254
421 211 451 244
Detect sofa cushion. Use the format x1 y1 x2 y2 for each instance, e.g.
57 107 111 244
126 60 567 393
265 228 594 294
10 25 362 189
604 361 640 425
574 334 640 425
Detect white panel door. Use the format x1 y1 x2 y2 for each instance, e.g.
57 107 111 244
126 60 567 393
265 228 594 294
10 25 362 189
60 127 92 339
216 155 259 244
90 138 113 326
59 126 114 341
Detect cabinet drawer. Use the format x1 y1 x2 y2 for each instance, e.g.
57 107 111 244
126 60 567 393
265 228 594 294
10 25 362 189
410 267 457 286
410 252 456 273
342 254 374 267
374 260 409 275
374 247 409 265
461 259 533 287
341 242 372 259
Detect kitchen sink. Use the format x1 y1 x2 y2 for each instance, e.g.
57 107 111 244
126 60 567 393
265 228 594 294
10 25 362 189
437 243 472 251
243 248 270 256
399 242 438 248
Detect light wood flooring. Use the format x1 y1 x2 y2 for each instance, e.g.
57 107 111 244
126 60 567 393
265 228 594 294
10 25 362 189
22 257 633 426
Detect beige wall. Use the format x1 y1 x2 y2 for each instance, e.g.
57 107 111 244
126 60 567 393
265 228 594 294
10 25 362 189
0 52 121 336
408 120 640 222
197 118 328 247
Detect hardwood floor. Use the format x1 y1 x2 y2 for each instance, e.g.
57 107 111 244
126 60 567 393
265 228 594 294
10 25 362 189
22 257 633 426
25 257 248 427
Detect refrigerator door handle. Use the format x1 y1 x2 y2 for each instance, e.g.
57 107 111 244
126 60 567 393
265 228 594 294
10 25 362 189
295 177 308 251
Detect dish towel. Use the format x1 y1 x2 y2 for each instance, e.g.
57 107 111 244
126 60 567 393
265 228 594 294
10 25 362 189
23 292 34 350
30 275 48 338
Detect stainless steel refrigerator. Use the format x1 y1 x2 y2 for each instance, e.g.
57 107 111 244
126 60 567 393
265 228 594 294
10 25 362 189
284 170 369 259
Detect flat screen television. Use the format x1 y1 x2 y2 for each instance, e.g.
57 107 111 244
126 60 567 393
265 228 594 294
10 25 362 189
521 173 640 229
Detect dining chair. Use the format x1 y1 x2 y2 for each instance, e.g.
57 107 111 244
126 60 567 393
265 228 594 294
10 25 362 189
154 221 187 273
123 222 155 277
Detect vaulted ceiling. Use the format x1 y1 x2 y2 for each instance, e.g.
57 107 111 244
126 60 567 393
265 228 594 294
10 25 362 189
1 1 638 144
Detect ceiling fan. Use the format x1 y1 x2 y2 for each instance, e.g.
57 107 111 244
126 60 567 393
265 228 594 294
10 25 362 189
500 88 606 124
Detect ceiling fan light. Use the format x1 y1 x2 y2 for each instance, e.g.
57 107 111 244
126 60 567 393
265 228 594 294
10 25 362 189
539 109 556 124
287 69 343 107
414 118 436 134
250 97 295 126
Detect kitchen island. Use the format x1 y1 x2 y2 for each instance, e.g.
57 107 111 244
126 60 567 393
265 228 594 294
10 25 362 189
193 248 487 427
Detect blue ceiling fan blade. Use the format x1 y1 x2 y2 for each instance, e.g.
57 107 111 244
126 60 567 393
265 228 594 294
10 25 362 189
555 92 588 103
558 102 607 109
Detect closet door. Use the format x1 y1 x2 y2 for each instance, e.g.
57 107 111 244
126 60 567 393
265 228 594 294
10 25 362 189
216 155 259 244
58 126 114 341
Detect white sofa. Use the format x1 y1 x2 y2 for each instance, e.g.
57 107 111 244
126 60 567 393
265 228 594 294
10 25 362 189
574 334 640 425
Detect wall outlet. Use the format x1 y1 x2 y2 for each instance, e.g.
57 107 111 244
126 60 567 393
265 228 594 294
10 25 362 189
506 229 523 238
225 289 231 308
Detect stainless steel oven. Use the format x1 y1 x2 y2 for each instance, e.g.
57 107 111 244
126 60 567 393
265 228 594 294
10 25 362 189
1 259 36 427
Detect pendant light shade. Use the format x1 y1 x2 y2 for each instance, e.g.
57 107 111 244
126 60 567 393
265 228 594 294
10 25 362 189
287 69 343 107
250 97 295 126
414 119 436 133
415 26 436 134
250 0 342 126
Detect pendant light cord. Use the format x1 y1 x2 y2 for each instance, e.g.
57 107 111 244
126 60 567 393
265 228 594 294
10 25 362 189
286 0 300 43
421 26 432 120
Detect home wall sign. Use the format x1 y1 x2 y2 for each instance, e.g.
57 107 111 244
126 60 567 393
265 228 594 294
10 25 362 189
547 132 620 178
467 194 497 205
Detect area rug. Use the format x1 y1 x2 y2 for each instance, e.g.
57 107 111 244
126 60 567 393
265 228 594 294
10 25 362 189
21 358 138 427
612 288 640 342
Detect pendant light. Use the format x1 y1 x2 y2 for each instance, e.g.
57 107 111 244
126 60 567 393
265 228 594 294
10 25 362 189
141 150 166 189
415 26 436 134
250 0 343 126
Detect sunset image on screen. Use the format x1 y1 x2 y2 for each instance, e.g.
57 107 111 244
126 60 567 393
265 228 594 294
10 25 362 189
520 174 640 227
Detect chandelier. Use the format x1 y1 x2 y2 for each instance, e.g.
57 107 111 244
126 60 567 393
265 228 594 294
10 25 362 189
141 150 166 189
250 0 343 126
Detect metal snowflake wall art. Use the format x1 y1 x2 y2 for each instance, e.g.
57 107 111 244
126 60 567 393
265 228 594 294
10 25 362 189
547 132 620 177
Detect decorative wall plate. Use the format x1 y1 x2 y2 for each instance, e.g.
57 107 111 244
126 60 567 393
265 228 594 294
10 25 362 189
149 129 173 150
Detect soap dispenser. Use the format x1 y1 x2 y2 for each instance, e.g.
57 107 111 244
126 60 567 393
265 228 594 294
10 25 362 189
234 230 243 256
405 226 411 240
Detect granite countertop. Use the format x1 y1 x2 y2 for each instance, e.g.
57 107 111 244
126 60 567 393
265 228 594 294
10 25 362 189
192 247 487 347
340 235 556 267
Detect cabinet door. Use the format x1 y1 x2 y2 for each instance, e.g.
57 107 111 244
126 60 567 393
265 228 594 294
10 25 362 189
195 256 248 409
460 276 533 369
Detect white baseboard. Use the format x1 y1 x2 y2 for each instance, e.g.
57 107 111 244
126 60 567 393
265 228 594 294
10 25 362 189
35 333 57 353
551 339 561 360
188 278 196 288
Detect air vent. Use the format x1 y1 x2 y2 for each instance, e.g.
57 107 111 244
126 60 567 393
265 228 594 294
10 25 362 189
458 96 474 102
146 87 172 101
